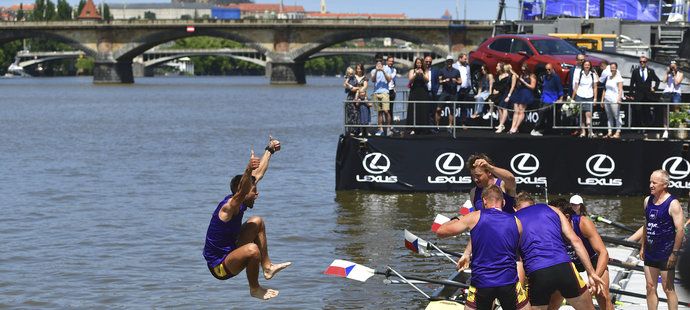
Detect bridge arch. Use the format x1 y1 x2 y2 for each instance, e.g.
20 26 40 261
114 29 270 62
290 30 448 63
0 31 97 58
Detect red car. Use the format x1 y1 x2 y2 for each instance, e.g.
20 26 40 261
469 34 603 90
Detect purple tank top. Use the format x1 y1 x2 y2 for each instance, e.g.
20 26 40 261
566 214 597 268
470 208 520 288
515 204 572 275
645 194 676 262
473 178 516 214
203 194 248 268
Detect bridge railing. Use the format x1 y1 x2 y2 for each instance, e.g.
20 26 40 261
342 97 690 139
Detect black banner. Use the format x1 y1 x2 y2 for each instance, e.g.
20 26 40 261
335 135 690 196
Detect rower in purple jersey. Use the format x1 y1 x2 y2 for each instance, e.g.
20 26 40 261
437 185 529 310
202 138 291 300
641 170 685 310
468 154 517 214
514 193 604 310
551 198 612 310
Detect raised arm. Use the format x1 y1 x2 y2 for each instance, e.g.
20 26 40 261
252 137 281 184
474 158 516 196
667 199 686 270
220 151 260 222
675 72 684 86
580 216 609 277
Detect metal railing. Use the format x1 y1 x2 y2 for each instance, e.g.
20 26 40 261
342 97 690 140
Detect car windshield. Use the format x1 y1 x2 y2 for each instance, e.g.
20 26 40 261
531 39 581 55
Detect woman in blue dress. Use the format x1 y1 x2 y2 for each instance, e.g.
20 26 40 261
508 63 536 134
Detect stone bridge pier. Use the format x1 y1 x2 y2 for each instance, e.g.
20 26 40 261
266 59 306 84
94 59 134 83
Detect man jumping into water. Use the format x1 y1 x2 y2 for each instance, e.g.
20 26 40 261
203 138 291 300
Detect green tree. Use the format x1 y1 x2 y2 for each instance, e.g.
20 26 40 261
144 11 156 20
16 4 25 20
33 0 45 20
56 0 72 20
102 3 112 20
44 0 56 20
77 0 86 16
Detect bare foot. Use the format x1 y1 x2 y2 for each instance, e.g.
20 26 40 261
264 262 292 280
250 286 279 300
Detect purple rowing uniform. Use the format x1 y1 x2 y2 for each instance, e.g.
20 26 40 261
567 214 597 271
470 208 520 288
473 178 516 214
515 203 571 275
645 194 677 262
203 194 248 268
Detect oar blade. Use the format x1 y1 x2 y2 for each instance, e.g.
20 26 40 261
431 214 451 233
324 259 376 282
404 229 429 255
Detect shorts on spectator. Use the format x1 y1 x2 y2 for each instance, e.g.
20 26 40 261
373 92 390 111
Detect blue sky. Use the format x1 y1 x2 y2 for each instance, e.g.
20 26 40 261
1 0 522 20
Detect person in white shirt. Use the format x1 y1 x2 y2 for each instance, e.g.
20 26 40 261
572 60 598 138
453 53 472 123
661 60 684 139
601 62 624 139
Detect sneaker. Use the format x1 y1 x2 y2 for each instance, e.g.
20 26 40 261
482 112 491 120
492 112 498 119
409 130 415 135
386 130 394 136
530 129 543 136
375 130 384 136
495 124 505 133
662 130 669 139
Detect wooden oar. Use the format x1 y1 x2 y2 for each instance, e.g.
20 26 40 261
590 214 637 233
600 235 641 249
610 287 690 307
607 257 643 272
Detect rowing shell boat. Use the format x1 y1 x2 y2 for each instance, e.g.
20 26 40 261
425 245 690 309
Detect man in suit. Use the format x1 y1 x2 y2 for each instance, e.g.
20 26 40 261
629 56 661 130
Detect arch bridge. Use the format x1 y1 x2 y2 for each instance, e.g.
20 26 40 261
0 19 492 84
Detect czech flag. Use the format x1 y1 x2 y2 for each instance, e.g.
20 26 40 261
324 259 376 282
459 199 475 215
431 214 451 232
404 229 428 255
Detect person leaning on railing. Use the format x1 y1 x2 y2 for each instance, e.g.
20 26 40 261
531 63 563 136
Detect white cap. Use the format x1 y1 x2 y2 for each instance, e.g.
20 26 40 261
569 195 584 205
446 55 455 61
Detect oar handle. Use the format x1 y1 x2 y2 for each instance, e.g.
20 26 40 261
608 258 643 272
433 246 463 258
600 235 641 249
610 288 690 307
591 214 636 233
375 270 469 288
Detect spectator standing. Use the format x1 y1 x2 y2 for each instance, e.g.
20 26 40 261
371 58 392 136
425 55 440 101
453 53 473 122
661 60 683 139
568 53 586 97
407 58 431 135
629 56 660 131
384 55 398 130
531 63 563 136
343 67 360 136
472 64 494 119
353 64 370 136
601 62 624 139
494 63 515 133
436 55 461 131
572 60 598 138
508 63 536 134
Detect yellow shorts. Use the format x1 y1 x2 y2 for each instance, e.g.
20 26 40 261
209 262 235 280
373 92 390 111
466 282 528 310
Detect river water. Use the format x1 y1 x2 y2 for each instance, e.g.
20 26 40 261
0 76 664 309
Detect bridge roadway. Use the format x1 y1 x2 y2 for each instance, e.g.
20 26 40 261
0 19 493 84
16 47 447 71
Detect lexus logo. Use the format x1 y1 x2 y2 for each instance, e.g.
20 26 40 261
362 152 391 174
435 152 464 175
510 153 540 176
662 157 690 180
585 154 616 177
